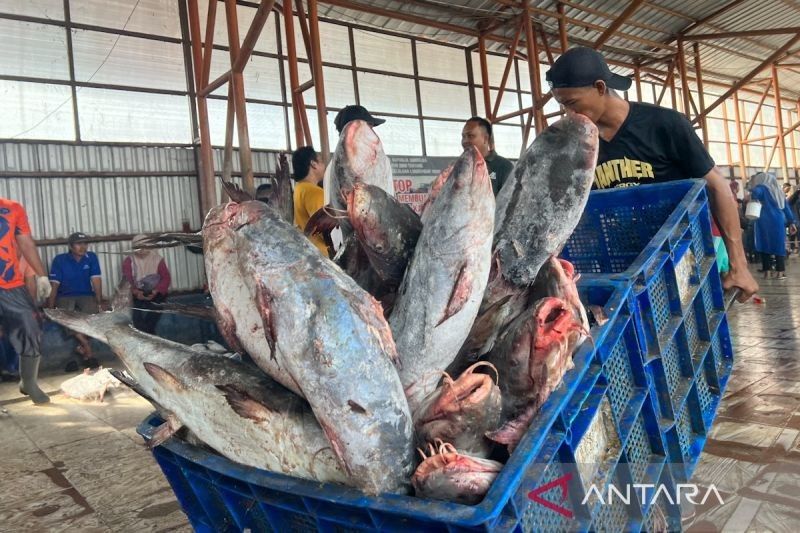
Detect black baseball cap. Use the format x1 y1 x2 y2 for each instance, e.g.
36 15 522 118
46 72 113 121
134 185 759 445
68 232 90 245
333 105 386 133
546 47 632 91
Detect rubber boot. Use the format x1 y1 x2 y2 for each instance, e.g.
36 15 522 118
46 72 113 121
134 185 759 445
19 356 50 404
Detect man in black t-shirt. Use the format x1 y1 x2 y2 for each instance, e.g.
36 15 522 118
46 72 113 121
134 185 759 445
461 117 514 196
545 47 758 302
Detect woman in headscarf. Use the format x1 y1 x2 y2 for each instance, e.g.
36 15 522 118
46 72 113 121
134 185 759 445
122 235 171 333
746 172 797 280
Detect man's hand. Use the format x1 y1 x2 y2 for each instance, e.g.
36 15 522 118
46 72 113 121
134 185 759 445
36 276 52 301
723 267 759 303
133 289 145 300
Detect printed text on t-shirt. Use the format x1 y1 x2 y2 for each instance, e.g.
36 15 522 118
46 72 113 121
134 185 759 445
594 157 654 189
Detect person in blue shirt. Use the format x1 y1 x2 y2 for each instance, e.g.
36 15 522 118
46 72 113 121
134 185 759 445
47 232 105 369
746 173 797 280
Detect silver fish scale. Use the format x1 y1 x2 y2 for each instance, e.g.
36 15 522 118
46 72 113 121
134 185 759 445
493 117 598 286
211 203 414 495
390 147 495 414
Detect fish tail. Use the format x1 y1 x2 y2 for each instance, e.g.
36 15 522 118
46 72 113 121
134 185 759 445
43 309 123 344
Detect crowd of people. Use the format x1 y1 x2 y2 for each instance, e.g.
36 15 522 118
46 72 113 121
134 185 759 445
0 217 171 397
737 172 799 280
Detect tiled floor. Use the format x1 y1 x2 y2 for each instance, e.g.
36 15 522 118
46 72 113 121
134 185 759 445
1 261 800 532
686 259 800 532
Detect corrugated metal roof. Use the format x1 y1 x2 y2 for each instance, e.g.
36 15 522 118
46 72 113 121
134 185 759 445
314 0 800 100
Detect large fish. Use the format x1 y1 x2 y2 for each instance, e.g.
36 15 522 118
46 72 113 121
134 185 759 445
486 297 584 451
203 200 414 495
413 362 502 458
457 113 598 361
44 309 349 486
347 183 422 291
390 146 494 413
323 119 394 229
493 113 598 286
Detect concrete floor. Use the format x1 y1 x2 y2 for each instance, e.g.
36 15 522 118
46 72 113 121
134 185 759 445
0 262 799 532
0 364 190 532
685 259 800 532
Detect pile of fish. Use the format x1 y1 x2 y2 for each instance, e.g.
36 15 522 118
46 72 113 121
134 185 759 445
46 115 599 504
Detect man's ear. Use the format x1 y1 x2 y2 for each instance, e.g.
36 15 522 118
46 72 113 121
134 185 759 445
594 80 607 96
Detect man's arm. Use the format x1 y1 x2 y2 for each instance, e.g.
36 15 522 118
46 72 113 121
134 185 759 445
704 168 759 302
91 276 103 305
16 234 46 277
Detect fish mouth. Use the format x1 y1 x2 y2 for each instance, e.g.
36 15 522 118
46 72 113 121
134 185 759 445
418 363 498 424
414 441 502 478
533 297 578 350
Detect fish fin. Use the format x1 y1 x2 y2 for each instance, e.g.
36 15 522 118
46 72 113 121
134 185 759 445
437 263 473 326
319 420 353 477
220 178 253 203
216 384 274 422
215 307 246 354
108 369 153 401
485 405 537 452
149 413 183 449
143 363 186 391
255 287 278 361
305 206 340 236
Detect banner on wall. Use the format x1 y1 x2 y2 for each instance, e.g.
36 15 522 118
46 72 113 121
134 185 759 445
389 156 454 214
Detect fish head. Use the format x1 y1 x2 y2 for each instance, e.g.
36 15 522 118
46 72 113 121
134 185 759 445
411 441 502 505
452 145 491 194
415 362 502 448
531 256 567 299
532 297 582 353
542 113 599 172
202 201 270 250
342 119 382 185
347 183 421 283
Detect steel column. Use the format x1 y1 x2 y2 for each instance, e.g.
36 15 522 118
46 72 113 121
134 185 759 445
732 91 748 187
523 1 544 133
692 43 709 147
308 0 330 161
224 0 255 194
772 64 789 182
479 36 492 118
677 39 691 118
186 0 216 215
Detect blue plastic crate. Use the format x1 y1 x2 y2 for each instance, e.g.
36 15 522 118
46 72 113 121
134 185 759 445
138 180 735 532
138 280 638 532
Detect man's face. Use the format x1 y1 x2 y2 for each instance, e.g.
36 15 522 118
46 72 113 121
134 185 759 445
70 242 88 256
461 121 490 157
552 83 607 123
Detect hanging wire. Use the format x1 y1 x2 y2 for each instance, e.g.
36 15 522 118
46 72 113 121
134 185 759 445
10 0 144 139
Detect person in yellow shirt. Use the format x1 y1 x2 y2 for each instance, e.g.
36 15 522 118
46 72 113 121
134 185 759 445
292 146 329 258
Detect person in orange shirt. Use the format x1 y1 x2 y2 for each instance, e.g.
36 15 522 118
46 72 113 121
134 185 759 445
291 146 330 258
0 256 37 382
0 197 53 403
